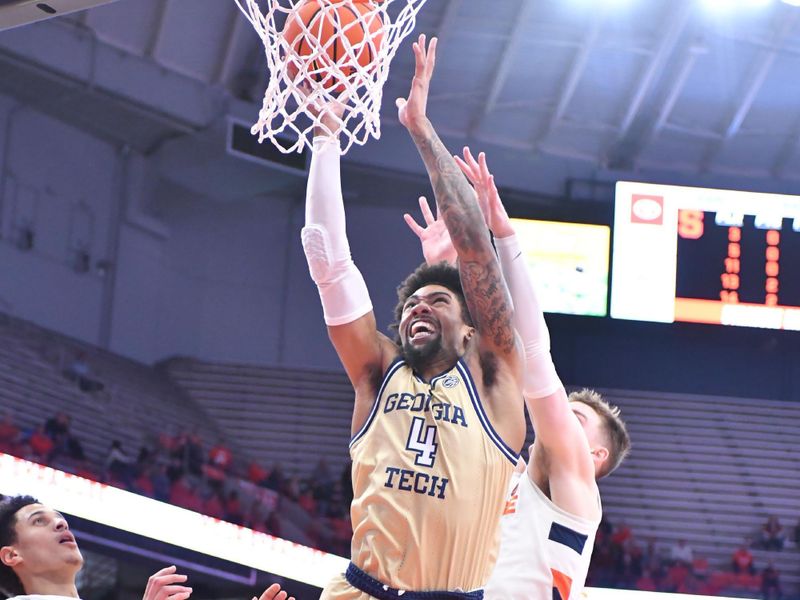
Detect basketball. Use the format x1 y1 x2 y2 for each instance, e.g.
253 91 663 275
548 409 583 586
282 0 384 89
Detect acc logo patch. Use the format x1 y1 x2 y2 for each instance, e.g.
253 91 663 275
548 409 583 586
441 375 460 389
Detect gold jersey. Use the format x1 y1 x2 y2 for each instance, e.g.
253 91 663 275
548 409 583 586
322 358 519 598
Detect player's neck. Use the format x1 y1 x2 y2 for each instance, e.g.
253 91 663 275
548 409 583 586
416 354 458 382
20 572 80 598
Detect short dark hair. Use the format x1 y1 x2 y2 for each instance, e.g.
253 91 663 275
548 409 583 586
391 262 473 341
0 495 39 598
569 389 631 478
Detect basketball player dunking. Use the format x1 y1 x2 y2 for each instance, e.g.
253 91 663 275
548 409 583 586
405 150 632 600
302 35 525 600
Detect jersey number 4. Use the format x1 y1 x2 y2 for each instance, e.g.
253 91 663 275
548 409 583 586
406 417 438 468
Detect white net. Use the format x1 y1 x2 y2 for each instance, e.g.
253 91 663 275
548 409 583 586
234 0 428 155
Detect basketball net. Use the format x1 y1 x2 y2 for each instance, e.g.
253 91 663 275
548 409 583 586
234 0 428 155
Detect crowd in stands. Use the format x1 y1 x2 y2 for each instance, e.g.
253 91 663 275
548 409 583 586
0 406 354 557
587 517 798 599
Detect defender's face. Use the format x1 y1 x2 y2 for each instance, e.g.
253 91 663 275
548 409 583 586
399 285 465 354
1 504 83 577
570 401 604 449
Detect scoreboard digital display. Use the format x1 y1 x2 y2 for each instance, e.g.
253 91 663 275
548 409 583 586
612 181 800 330
511 218 609 317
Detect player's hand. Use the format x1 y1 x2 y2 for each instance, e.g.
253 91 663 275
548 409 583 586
255 583 295 600
396 34 437 133
299 82 347 136
454 148 514 238
142 566 192 600
404 196 458 266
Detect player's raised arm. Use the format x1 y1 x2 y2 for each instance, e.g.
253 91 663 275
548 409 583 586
456 148 596 484
302 99 395 405
396 35 519 365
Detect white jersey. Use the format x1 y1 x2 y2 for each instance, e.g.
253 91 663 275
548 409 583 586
485 471 600 600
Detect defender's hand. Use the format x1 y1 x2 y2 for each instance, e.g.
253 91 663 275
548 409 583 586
142 566 192 600
454 148 514 238
404 196 457 266
396 35 438 134
256 583 295 600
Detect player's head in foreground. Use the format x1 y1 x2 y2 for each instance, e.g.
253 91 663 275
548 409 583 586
0 496 194 600
567 389 630 478
0 496 82 599
393 262 475 373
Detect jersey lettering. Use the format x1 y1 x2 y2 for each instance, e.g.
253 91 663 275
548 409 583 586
406 416 438 467
384 466 449 499
503 483 520 515
383 393 468 428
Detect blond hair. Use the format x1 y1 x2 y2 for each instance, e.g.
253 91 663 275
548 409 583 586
569 389 630 478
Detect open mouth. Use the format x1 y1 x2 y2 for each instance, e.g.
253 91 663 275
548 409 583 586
59 533 76 545
409 319 437 343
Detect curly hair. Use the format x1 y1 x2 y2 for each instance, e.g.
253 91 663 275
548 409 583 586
0 495 39 599
390 262 473 342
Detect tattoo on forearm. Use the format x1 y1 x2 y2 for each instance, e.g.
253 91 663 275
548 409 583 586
410 124 516 355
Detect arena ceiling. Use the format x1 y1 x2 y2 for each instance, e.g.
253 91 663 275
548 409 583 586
4 0 800 201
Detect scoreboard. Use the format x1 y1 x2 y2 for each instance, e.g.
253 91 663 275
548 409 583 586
612 181 800 330
511 218 609 317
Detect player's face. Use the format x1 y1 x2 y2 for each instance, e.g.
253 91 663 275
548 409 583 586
0 504 84 579
570 402 609 474
399 285 469 365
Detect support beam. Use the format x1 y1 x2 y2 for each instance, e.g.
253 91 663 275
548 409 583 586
144 0 171 59
214 6 245 85
466 0 534 137
534 10 606 150
436 0 463 47
701 8 800 171
608 43 705 170
615 0 692 140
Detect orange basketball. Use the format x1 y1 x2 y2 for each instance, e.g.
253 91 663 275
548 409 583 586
282 0 384 89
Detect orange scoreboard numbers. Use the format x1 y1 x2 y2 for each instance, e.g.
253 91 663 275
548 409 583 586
720 226 741 304
765 230 780 306
678 209 704 239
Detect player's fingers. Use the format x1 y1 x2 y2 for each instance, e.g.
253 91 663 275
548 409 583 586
413 35 426 74
159 585 192 596
427 36 437 74
166 593 191 600
404 213 425 238
489 175 501 204
145 566 176 597
463 146 481 173
276 592 288 600
258 584 281 600
453 155 475 182
150 566 177 580
152 575 189 587
419 196 436 225
478 151 491 180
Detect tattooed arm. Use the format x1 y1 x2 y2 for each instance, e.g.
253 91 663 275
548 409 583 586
397 35 519 360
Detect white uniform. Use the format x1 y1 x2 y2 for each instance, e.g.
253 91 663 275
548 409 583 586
485 471 600 600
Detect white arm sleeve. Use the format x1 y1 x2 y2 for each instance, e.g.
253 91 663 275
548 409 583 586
495 234 563 399
302 136 372 326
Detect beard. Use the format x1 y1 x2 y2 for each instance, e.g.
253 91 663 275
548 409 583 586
401 334 443 374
